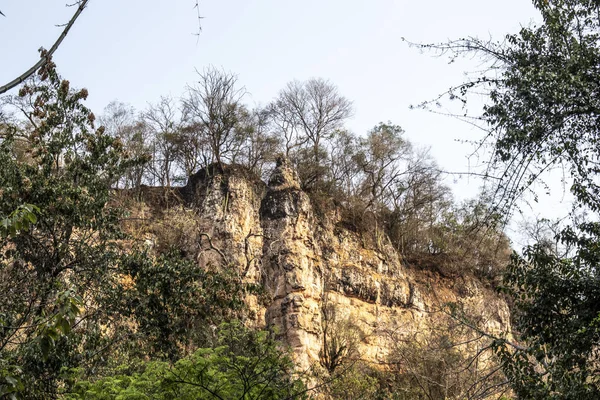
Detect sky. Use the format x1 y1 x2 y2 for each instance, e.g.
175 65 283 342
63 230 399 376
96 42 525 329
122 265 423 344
1 0 554 242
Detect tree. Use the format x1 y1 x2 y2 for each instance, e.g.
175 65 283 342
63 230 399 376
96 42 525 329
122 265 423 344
268 78 352 188
235 107 281 179
182 67 246 165
266 94 307 158
319 299 364 375
327 129 361 197
1 1 203 96
115 248 252 361
100 101 150 188
173 120 210 179
383 162 450 257
0 61 136 396
0 62 271 398
385 312 508 400
143 96 182 187
353 123 412 211
423 0 600 397
67 322 307 400
0 1 89 96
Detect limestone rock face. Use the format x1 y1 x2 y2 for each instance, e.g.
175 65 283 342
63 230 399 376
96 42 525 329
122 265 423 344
174 160 511 370
260 158 323 369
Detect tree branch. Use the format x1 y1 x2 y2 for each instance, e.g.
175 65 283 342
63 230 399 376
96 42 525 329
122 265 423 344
0 0 88 95
198 232 227 263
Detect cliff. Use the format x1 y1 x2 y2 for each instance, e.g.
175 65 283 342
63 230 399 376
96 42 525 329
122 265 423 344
136 158 511 373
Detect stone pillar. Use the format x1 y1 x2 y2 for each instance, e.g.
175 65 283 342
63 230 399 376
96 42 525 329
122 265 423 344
260 157 323 370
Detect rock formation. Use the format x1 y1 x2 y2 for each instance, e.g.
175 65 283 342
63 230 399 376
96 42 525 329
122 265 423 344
147 158 511 372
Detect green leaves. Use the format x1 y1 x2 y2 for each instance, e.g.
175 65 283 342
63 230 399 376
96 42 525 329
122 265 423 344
35 288 83 361
485 0 600 388
497 223 600 398
115 248 256 361
68 323 306 400
422 0 600 396
0 370 24 400
0 62 135 396
0 204 39 237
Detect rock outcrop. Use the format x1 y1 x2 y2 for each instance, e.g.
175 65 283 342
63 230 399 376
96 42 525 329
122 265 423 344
157 159 511 370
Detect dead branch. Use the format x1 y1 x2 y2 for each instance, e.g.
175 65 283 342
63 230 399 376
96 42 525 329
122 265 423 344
0 0 89 95
242 231 262 278
198 232 227 263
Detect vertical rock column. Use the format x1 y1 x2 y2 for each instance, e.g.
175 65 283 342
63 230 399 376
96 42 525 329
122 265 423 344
260 158 323 370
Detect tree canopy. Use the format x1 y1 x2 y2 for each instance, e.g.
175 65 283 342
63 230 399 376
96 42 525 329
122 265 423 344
426 0 600 397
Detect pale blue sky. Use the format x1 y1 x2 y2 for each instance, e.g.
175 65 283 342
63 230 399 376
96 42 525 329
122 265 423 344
1 0 542 215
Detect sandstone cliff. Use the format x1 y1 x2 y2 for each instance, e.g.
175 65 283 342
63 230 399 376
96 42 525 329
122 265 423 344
140 158 511 373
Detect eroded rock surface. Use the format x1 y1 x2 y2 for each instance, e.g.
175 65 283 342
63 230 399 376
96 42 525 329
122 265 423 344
166 159 511 370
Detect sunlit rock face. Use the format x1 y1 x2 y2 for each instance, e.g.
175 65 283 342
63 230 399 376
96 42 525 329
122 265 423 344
171 159 511 370
260 157 323 369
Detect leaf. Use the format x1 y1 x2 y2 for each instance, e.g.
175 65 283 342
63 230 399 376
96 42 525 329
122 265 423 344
46 327 60 341
26 212 37 224
40 336 52 361
4 376 18 386
58 316 71 334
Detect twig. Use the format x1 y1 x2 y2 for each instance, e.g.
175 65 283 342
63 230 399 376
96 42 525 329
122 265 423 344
0 0 89 95
193 0 204 38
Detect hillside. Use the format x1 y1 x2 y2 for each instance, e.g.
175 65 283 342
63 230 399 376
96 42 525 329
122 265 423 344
126 157 512 397
0 65 513 399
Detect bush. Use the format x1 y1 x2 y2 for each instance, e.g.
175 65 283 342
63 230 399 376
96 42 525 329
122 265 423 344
67 322 307 400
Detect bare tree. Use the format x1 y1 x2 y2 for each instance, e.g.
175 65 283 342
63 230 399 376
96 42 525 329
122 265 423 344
100 101 136 138
353 123 414 210
142 96 181 187
99 101 150 188
386 313 509 400
268 78 353 187
182 67 246 165
266 94 307 157
279 79 352 159
319 296 364 375
236 107 281 178
173 120 210 178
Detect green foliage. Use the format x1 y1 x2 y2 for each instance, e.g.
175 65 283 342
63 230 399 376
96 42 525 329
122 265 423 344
487 1 600 396
0 47 516 400
0 60 136 396
67 322 307 400
0 64 301 398
322 363 379 400
0 204 39 237
497 225 600 399
428 0 600 397
0 62 262 398
113 248 253 361
0 204 39 399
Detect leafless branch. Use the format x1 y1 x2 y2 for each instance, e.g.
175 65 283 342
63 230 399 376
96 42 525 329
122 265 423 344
0 0 89 95
193 0 204 37
198 232 227 262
